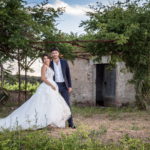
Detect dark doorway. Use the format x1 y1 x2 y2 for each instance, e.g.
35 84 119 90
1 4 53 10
96 64 116 106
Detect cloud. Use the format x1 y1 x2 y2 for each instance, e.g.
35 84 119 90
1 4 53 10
43 0 92 16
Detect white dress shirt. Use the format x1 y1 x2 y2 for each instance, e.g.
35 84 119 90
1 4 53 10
53 60 65 82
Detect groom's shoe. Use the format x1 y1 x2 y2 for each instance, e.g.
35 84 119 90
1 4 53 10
69 124 76 129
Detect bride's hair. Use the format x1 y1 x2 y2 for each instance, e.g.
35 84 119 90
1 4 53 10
41 54 50 62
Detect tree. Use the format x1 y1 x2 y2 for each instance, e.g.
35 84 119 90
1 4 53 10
80 0 150 109
0 0 74 102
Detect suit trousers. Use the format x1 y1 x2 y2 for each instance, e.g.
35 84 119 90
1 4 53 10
56 82 74 126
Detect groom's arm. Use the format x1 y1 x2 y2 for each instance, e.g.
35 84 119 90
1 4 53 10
65 60 72 88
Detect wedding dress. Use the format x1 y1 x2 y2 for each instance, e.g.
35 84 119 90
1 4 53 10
0 67 71 131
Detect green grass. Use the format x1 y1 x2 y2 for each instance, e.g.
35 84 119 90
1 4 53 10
73 105 137 113
89 125 107 137
0 105 150 149
0 128 150 150
72 105 143 118
0 104 148 119
0 102 20 118
131 125 140 131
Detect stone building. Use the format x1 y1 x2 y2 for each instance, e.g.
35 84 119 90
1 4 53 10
68 51 136 106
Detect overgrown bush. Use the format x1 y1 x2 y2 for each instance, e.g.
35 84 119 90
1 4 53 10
135 77 150 110
80 0 150 110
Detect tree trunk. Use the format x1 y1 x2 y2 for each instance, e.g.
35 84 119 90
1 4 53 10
25 56 27 101
0 64 4 88
18 49 21 104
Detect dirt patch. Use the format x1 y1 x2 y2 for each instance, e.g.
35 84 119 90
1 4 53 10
47 113 150 143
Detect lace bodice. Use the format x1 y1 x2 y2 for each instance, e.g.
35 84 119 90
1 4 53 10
45 67 54 80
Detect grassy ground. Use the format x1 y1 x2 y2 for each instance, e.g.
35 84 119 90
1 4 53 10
48 106 150 143
0 104 150 149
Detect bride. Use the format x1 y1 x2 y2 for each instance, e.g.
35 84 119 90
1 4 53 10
0 54 71 131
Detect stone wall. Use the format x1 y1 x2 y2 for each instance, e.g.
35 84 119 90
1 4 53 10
68 59 96 105
115 62 136 105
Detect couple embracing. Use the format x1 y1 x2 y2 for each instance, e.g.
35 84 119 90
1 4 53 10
0 47 75 131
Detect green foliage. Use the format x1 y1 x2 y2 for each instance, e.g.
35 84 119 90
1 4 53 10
1 81 39 93
0 0 75 80
135 77 150 110
0 0 63 58
119 134 150 150
80 0 150 109
0 129 149 150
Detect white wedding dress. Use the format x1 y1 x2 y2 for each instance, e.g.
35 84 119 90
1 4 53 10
0 67 71 131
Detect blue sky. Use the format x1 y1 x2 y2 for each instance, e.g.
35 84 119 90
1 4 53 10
26 0 116 34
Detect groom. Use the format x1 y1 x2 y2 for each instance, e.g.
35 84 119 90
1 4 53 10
50 47 75 129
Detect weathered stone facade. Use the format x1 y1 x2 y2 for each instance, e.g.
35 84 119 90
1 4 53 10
115 62 136 105
69 56 136 106
68 58 96 105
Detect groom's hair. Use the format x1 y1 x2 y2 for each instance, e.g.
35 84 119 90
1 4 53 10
50 47 60 52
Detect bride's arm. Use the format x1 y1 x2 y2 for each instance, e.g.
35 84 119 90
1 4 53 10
41 65 56 90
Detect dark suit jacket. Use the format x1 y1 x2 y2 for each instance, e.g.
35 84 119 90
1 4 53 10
50 59 72 88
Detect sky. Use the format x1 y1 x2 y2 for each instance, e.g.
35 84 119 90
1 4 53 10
26 0 117 34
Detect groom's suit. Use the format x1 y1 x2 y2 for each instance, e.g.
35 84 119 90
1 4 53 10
50 59 74 127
